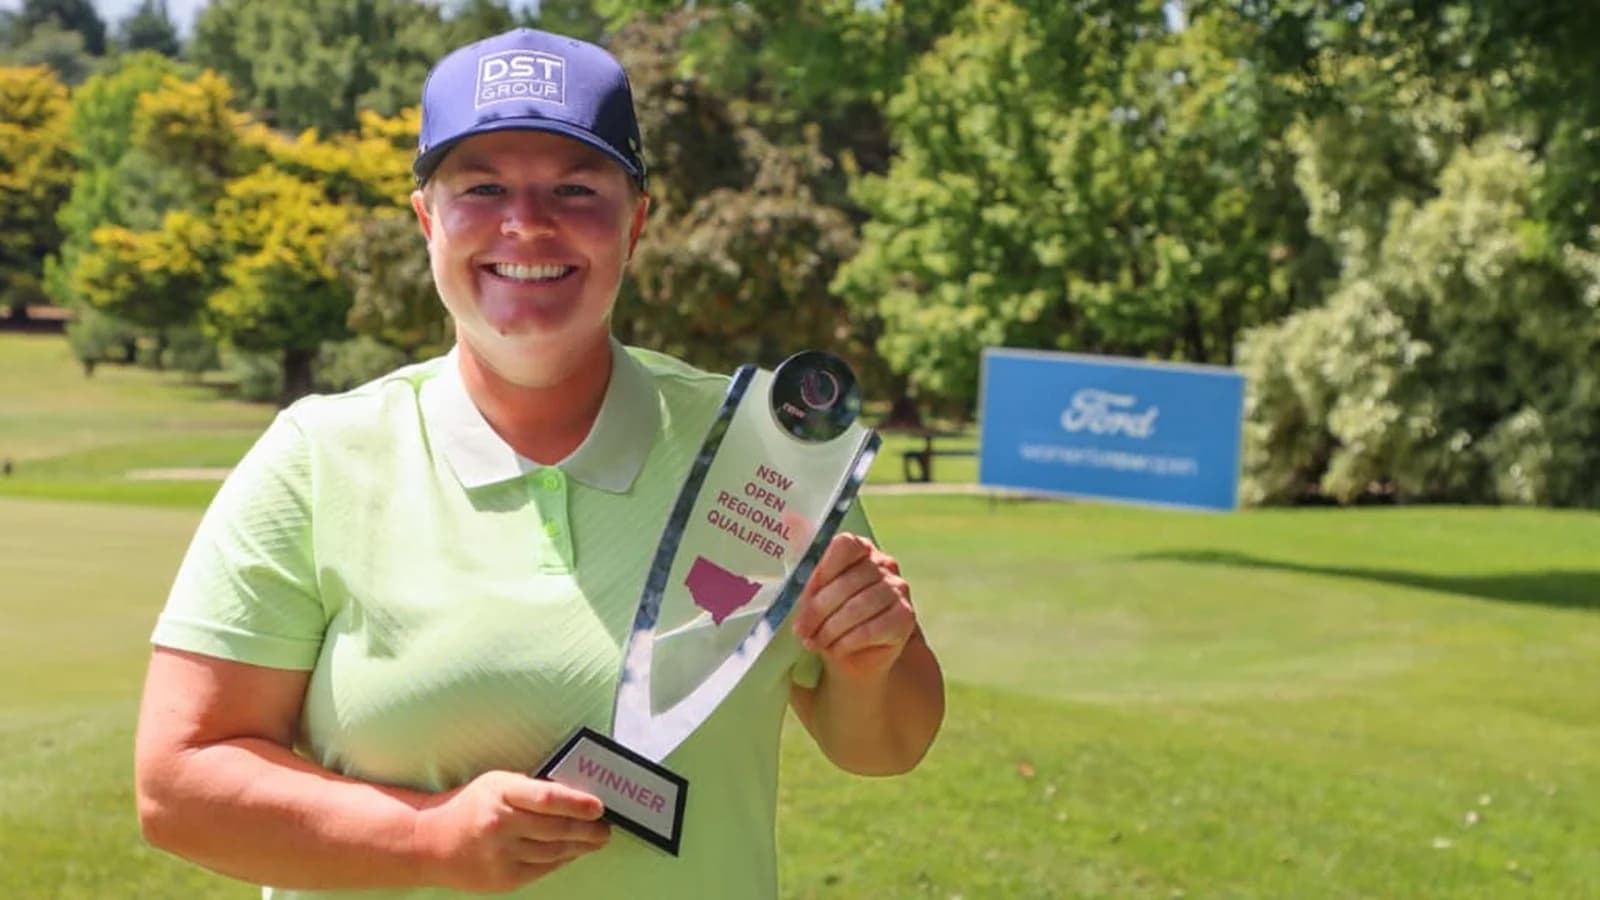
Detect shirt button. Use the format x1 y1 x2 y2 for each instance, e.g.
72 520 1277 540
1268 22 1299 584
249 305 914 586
539 470 562 491
545 520 564 538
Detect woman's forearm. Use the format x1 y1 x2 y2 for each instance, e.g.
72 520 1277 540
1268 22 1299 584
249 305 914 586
137 736 440 890
792 629 945 776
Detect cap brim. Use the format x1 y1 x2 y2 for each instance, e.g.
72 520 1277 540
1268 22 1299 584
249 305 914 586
413 118 644 187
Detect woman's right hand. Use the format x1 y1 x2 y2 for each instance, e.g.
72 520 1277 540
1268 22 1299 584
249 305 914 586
413 770 611 892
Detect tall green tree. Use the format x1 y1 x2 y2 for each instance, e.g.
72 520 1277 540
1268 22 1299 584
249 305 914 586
0 65 74 318
209 167 356 404
46 52 185 366
598 0 964 127
46 52 185 311
596 2 970 414
607 11 863 375
192 0 525 136
600 0 967 224
115 0 182 58
71 211 218 350
14 0 105 55
1204 0 1600 506
0 21 93 85
835 0 1327 412
69 69 242 356
1190 0 1600 250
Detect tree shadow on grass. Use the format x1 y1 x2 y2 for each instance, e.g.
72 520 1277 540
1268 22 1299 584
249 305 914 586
1135 550 1600 613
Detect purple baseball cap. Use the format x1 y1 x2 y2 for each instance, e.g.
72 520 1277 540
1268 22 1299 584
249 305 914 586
413 28 647 188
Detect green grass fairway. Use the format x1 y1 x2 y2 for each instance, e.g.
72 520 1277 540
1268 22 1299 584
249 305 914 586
778 498 1600 898
0 498 241 898
3 493 1597 898
0 334 271 506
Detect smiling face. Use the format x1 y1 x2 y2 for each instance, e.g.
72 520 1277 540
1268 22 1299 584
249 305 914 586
411 129 649 385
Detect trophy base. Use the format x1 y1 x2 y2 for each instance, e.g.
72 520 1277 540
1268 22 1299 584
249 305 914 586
535 726 688 856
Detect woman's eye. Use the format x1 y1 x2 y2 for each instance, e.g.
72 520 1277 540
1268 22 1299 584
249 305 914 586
555 184 597 198
465 183 503 197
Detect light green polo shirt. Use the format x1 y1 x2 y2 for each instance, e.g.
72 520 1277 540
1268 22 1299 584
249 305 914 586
152 341 871 899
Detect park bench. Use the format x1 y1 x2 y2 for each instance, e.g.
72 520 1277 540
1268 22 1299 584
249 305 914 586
898 429 976 483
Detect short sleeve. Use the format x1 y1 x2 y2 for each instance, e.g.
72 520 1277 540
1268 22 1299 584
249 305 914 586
151 412 326 670
790 498 877 689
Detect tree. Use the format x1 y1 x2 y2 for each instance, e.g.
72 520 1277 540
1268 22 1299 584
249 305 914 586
208 167 356 404
834 0 1328 413
191 0 460 136
595 2 970 414
531 0 606 42
71 211 218 358
0 65 74 319
116 0 181 58
46 53 239 375
236 107 418 210
598 0 965 128
43 44 426 393
1190 0 1600 249
0 21 94 85
329 210 448 360
132 70 242 180
599 0 968 226
216 106 424 398
46 51 185 312
443 0 535 44
62 64 246 370
242 105 439 368
607 11 864 376
1198 0 1600 505
47 53 227 348
1239 140 1600 507
14 0 106 55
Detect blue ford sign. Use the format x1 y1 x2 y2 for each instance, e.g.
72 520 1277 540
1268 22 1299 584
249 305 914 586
978 349 1245 511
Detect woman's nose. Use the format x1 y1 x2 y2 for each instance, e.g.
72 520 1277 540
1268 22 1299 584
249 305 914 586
501 191 557 239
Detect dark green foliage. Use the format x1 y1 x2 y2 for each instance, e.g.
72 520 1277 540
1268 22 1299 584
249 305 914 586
14 0 105 55
609 11 865 377
330 210 448 360
836 0 1331 412
190 0 538 137
1220 0 1600 505
115 0 181 58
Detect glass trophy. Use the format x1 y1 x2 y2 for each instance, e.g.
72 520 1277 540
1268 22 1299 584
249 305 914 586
536 351 880 855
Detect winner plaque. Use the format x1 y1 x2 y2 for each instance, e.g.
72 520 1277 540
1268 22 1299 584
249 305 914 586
536 351 880 855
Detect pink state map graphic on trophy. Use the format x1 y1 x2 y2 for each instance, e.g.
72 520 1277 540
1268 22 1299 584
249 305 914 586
684 556 762 625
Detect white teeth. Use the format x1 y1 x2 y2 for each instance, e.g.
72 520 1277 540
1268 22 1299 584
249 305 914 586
492 263 569 282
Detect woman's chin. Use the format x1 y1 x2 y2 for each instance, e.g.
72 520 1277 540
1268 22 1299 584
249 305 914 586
463 314 599 357
476 304 567 339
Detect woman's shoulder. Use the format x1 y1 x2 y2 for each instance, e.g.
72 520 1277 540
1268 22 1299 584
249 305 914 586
621 346 735 414
279 356 448 442
623 346 730 390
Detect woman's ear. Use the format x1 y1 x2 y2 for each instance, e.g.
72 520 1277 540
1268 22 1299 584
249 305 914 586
410 187 434 243
626 191 650 259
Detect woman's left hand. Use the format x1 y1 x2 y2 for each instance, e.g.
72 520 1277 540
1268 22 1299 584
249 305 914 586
791 533 918 682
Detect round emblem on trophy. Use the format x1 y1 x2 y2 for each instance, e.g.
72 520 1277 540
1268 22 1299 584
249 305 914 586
769 351 861 442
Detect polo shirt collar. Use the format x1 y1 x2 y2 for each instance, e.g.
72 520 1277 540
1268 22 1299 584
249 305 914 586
421 340 660 493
